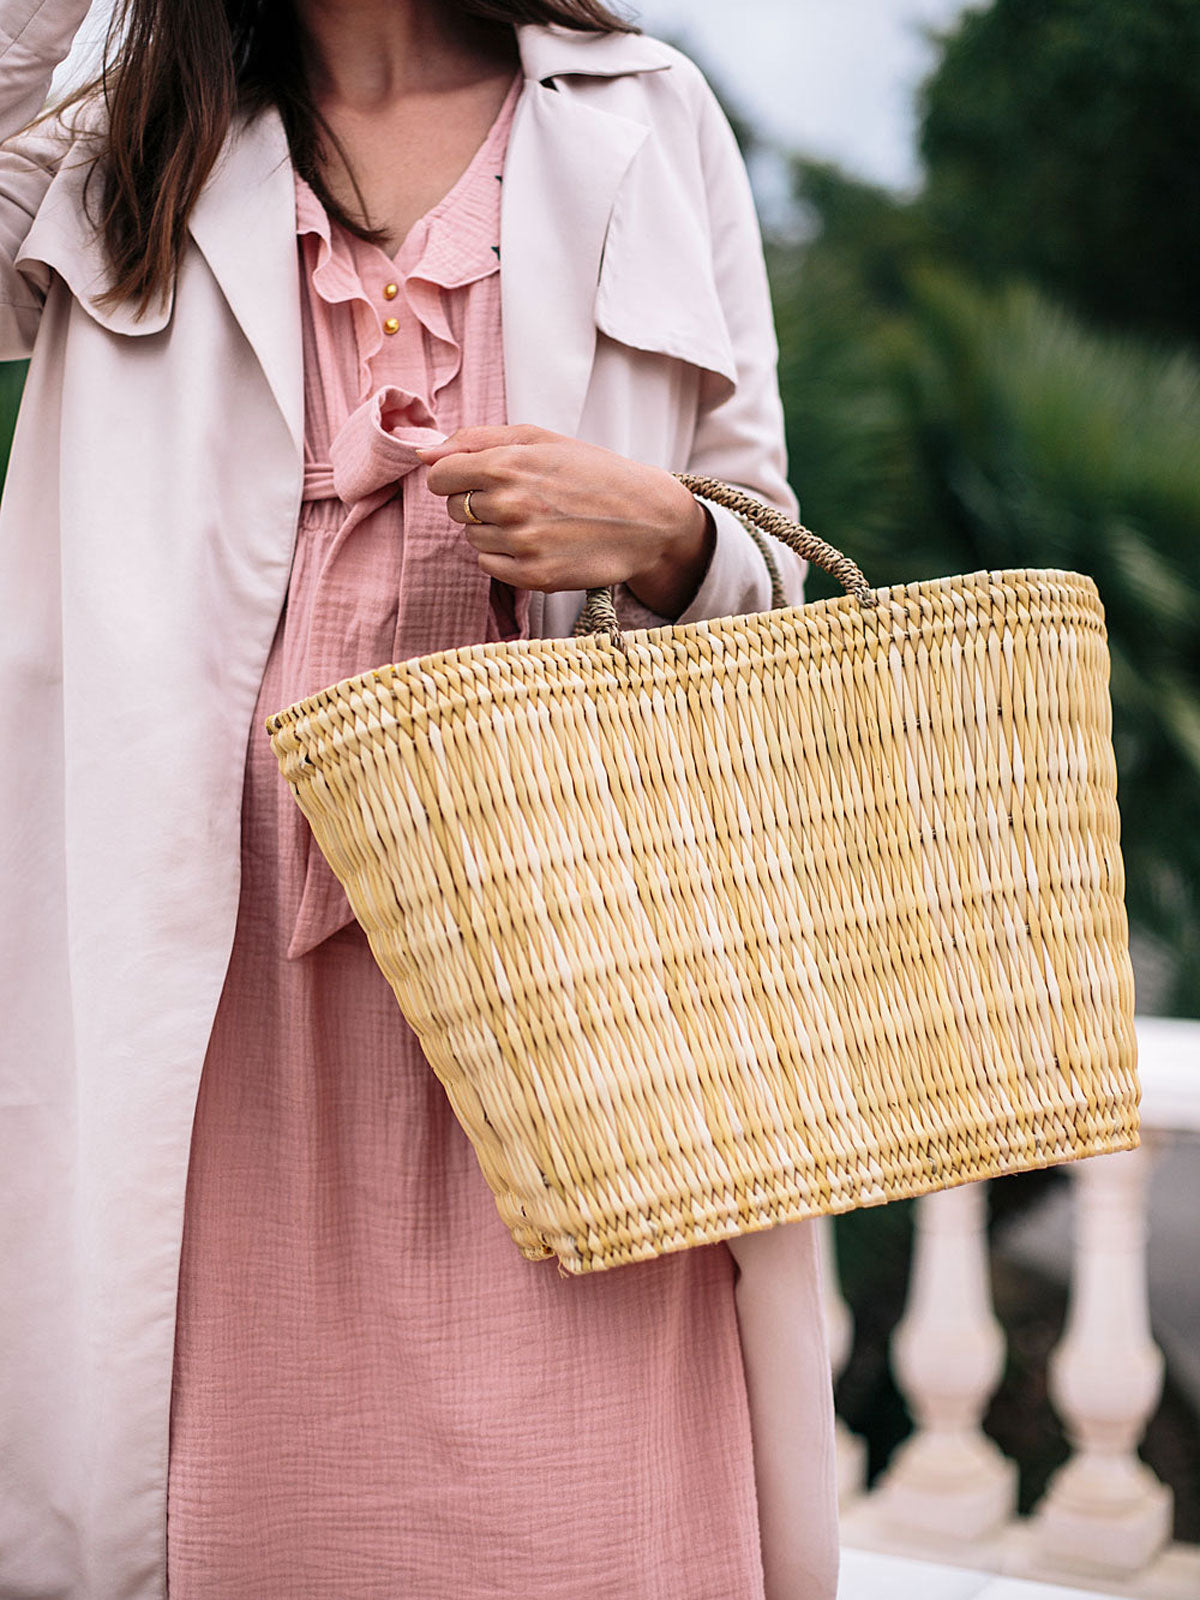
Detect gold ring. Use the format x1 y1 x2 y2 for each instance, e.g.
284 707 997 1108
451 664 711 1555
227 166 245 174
462 490 483 525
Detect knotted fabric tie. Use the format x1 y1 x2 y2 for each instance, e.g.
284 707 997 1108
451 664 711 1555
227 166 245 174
307 384 497 663
286 385 498 959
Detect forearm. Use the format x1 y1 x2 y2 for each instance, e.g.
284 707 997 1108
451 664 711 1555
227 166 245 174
0 0 94 356
0 0 92 141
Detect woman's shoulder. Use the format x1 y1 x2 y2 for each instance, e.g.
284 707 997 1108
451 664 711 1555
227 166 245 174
517 22 741 198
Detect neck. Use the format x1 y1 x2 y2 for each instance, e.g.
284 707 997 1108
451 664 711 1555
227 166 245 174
295 0 518 110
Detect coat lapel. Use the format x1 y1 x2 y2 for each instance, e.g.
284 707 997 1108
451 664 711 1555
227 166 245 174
186 24 673 457
501 27 736 437
186 110 305 455
183 26 673 457
15 147 176 337
16 106 304 457
499 78 647 438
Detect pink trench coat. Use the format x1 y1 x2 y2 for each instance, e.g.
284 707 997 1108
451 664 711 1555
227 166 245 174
0 3 838 1595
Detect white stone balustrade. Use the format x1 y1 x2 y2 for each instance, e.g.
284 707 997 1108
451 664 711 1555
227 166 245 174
831 1017 1200 1599
1026 1146 1171 1580
880 1182 1016 1541
839 1180 1018 1563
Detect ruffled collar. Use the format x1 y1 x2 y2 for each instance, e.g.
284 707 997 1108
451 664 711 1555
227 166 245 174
293 74 520 402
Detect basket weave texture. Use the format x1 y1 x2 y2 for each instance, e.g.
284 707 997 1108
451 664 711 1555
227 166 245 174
267 484 1139 1275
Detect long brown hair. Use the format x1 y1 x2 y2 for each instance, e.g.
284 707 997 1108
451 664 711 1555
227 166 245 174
62 0 638 314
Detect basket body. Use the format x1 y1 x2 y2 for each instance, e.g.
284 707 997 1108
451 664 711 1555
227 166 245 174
268 569 1139 1274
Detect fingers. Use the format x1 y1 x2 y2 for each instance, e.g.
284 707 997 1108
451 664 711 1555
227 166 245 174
464 528 513 560
423 445 523 499
449 496 552 580
472 549 529 585
445 490 525 561
447 490 503 534
415 423 558 467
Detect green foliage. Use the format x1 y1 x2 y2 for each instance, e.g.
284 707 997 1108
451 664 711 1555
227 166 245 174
789 160 932 314
0 360 26 481
919 0 1200 349
769 243 918 557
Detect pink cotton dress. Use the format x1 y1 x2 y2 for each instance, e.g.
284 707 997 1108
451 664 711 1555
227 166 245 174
166 76 767 1599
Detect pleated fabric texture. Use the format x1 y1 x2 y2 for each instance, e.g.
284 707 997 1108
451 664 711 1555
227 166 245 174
168 76 778 1599
267 548 1140 1274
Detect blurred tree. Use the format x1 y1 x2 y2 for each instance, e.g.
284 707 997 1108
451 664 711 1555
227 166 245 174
919 0 1200 350
787 161 929 313
769 242 917 552
772 1 1200 1014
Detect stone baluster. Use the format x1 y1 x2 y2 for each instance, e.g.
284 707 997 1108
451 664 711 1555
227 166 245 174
870 1182 1017 1545
1029 1144 1172 1577
815 1215 867 1502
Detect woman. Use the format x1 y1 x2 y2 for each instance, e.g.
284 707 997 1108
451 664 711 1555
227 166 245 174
0 0 838 1596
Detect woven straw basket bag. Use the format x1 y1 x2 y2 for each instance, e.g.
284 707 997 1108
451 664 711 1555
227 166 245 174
267 475 1139 1275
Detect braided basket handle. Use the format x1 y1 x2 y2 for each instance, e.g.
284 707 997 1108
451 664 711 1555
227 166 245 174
572 473 875 644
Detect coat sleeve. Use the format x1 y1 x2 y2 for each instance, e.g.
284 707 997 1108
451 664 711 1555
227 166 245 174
614 65 805 632
0 0 92 357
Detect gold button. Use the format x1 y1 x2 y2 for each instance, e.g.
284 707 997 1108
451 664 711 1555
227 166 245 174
383 316 400 335
383 282 398 300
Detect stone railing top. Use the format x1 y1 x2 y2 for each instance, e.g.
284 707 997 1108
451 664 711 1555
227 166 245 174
1134 1016 1200 1135
838 1547 1117 1599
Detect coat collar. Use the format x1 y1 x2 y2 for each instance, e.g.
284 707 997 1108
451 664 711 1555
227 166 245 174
14 106 307 451
497 75 648 435
515 24 676 83
499 28 736 436
183 22 689 447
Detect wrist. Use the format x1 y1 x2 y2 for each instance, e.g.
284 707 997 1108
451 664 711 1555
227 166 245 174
625 487 716 618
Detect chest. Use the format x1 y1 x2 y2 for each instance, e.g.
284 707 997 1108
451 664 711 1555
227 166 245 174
318 73 519 257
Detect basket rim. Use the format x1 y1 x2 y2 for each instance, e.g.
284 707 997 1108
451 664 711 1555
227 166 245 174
265 564 1104 738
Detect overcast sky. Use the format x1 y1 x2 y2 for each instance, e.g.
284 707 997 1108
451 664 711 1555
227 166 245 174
631 0 974 190
55 0 976 193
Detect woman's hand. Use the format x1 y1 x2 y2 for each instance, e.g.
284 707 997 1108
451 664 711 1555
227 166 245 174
415 425 716 617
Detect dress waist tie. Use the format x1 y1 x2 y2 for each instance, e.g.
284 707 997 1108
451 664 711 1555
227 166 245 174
285 385 499 959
